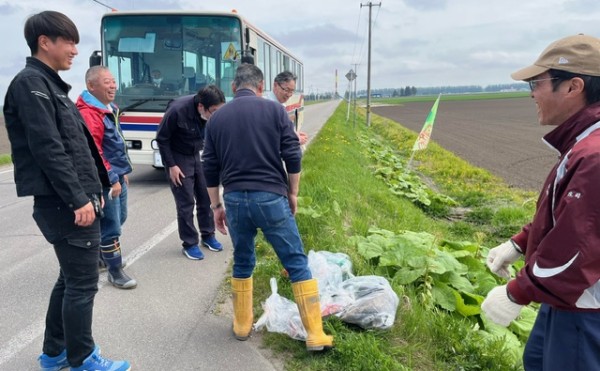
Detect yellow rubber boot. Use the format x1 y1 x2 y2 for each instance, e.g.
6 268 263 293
231 277 253 340
292 279 334 351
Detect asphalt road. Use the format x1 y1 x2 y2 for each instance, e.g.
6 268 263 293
0 100 340 371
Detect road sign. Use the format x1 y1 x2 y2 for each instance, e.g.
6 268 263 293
345 69 357 81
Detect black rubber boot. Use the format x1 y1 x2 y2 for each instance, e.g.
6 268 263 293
100 240 137 289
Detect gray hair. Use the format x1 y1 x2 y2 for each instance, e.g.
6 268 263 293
85 65 110 84
233 64 263 90
274 71 297 85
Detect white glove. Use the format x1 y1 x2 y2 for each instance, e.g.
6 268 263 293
481 285 523 326
486 240 522 279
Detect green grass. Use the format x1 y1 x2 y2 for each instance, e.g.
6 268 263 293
247 100 535 370
0 154 10 165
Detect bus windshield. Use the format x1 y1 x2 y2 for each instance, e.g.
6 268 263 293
102 14 242 112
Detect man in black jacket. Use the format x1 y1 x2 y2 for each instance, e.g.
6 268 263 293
3 11 130 371
156 85 224 260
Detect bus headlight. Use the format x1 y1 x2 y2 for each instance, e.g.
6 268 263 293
126 140 142 150
151 140 159 150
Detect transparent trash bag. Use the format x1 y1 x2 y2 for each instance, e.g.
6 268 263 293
335 275 399 330
254 277 307 341
308 250 355 316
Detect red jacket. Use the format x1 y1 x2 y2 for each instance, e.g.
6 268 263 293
509 102 600 310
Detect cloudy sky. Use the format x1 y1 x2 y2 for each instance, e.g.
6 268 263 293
2 0 600 102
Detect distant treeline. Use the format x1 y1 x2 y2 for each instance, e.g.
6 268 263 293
336 82 530 99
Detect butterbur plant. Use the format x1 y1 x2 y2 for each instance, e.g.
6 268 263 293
350 226 534 364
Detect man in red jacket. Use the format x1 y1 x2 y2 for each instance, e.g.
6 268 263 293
77 66 137 290
483 34 600 370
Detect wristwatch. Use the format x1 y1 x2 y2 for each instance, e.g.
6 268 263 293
210 202 223 210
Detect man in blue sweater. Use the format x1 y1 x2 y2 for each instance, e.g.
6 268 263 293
202 63 333 351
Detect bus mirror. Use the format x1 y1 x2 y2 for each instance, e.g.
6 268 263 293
241 49 254 65
89 50 102 67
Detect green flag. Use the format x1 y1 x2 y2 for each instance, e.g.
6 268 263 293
412 94 441 151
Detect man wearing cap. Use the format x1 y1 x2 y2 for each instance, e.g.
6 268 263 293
482 34 600 370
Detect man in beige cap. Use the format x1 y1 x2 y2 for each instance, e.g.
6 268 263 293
481 34 600 370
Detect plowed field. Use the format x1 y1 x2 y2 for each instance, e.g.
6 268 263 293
373 97 556 191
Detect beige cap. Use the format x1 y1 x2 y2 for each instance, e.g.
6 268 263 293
511 34 600 81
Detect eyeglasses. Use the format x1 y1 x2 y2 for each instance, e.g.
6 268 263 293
277 82 295 94
528 77 558 91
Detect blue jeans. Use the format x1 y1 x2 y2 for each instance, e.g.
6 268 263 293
33 197 100 366
223 191 311 282
100 176 127 244
523 303 600 370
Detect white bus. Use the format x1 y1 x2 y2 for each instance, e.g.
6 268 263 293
91 10 304 166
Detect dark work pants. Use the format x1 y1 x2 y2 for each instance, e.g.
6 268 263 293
167 151 215 247
523 303 600 370
33 197 100 367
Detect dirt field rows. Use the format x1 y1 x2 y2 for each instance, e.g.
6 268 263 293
1 98 555 192
373 97 556 191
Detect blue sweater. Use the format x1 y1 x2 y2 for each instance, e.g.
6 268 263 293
202 88 301 196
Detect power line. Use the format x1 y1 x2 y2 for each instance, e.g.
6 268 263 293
91 0 117 11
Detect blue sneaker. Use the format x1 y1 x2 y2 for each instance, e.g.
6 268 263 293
202 236 223 252
182 244 204 260
71 346 130 371
39 349 69 371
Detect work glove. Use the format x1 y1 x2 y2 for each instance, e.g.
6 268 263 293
486 240 522 279
481 285 523 327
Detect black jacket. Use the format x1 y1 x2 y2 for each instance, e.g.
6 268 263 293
3 57 109 210
155 94 205 168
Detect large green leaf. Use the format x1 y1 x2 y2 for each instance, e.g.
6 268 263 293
432 250 468 275
453 290 483 316
432 281 456 311
394 267 426 285
357 241 385 259
445 271 475 293
509 306 537 339
440 239 480 253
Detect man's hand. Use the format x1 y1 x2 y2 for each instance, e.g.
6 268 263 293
486 240 522 279
74 201 96 227
288 194 298 215
297 131 309 145
481 285 523 326
110 180 122 199
213 208 228 235
169 165 185 187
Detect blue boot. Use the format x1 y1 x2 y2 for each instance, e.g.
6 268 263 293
71 346 130 371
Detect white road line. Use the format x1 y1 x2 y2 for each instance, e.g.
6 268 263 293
0 168 14 175
0 219 178 366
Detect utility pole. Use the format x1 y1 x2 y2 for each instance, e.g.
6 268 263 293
361 1 381 127
353 63 358 129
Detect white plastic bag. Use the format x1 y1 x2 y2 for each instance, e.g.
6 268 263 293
335 275 399 330
308 250 355 316
254 278 307 341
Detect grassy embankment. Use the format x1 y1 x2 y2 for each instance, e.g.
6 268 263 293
0 112 9 165
247 93 537 370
